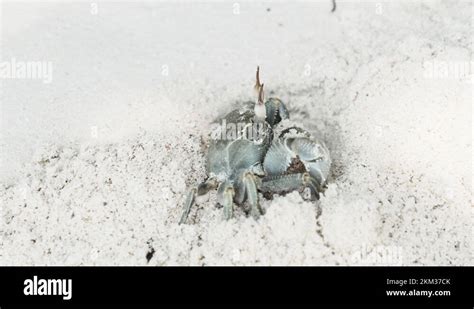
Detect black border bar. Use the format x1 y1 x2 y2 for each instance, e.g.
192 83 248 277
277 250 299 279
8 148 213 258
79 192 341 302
0 267 471 306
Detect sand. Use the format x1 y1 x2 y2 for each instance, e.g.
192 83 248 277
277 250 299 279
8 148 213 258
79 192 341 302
0 0 472 265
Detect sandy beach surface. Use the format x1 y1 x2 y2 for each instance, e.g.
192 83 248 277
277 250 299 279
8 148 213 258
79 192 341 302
0 1 472 265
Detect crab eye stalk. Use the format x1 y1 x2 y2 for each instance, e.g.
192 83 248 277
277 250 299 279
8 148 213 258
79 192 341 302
254 66 267 121
254 66 262 94
258 83 265 104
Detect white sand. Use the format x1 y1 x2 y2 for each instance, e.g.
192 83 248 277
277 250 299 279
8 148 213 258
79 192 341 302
0 1 472 265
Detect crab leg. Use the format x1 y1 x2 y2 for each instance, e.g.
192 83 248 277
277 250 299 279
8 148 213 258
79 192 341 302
222 187 235 220
260 172 320 200
243 172 264 219
179 178 218 224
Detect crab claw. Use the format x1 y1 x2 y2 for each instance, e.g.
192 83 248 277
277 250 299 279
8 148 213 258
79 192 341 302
262 127 331 197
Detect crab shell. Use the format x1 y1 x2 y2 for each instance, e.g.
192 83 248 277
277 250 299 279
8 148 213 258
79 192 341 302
207 105 273 206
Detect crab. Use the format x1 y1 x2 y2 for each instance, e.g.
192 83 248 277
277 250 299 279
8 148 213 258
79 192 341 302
179 67 331 224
